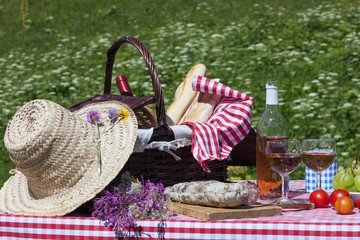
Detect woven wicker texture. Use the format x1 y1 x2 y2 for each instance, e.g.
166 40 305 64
0 99 138 216
102 36 228 187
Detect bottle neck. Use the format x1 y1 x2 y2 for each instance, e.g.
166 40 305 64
116 75 133 96
266 87 278 105
256 81 288 137
264 104 280 112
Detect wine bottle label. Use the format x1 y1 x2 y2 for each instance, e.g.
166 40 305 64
266 82 278 105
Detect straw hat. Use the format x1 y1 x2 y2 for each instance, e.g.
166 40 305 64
0 99 138 216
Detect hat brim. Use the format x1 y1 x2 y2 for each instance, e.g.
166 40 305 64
0 101 138 216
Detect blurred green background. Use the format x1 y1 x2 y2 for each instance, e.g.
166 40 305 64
1 0 360 187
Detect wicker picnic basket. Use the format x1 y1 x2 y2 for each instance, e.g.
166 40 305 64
68 36 228 188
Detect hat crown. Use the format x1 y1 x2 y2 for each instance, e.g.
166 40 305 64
4 100 97 198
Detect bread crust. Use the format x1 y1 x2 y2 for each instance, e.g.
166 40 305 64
179 80 222 124
166 64 207 125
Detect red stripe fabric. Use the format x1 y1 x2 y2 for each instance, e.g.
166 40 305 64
184 76 253 172
2 181 360 240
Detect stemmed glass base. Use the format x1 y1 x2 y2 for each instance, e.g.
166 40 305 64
272 197 302 205
271 175 301 206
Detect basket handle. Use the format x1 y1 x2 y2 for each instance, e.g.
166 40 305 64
104 36 172 136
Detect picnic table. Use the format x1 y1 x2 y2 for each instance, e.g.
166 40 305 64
1 180 359 240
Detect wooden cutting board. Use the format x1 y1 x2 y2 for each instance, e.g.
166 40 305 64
168 201 282 220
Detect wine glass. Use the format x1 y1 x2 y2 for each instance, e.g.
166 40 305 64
301 139 336 190
265 140 301 205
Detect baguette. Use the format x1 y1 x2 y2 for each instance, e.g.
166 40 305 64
178 92 200 124
178 79 222 124
166 64 207 125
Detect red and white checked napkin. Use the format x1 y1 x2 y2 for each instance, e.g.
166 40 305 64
182 76 254 172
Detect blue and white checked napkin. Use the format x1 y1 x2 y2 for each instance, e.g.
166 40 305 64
305 151 337 192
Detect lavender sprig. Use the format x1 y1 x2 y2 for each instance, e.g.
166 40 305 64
92 178 173 235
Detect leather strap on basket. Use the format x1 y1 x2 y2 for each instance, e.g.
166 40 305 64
104 36 172 136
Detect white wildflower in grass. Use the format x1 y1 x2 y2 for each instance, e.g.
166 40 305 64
2 109 10 115
311 79 320 84
292 105 301 110
324 134 331 139
308 93 317 97
341 152 349 157
24 78 33 83
312 102 321 108
303 56 313 63
334 135 341 140
256 43 265 48
212 48 222 52
292 113 303 119
244 78 251 85
342 102 352 108
247 43 266 50
211 34 222 38
98 38 109 44
306 113 315 118
289 51 300 56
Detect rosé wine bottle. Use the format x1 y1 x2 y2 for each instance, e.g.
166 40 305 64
256 82 289 200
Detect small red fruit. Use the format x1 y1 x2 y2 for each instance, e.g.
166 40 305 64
309 189 329 208
356 198 360 210
329 189 350 207
334 196 354 215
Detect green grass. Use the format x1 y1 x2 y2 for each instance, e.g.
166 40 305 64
1 0 360 186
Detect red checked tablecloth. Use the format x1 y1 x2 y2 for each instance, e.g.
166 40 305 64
1 180 360 240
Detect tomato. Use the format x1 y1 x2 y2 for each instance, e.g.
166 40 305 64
329 189 350 207
309 189 329 208
334 196 354 214
356 198 360 210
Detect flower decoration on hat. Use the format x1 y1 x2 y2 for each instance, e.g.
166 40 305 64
87 110 102 124
86 107 130 173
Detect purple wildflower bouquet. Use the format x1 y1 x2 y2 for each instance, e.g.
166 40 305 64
86 107 129 173
92 173 173 234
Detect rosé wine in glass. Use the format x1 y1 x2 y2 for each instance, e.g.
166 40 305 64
265 139 301 205
301 139 336 190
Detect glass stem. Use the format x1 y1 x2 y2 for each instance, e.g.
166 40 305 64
282 175 289 200
316 173 321 190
